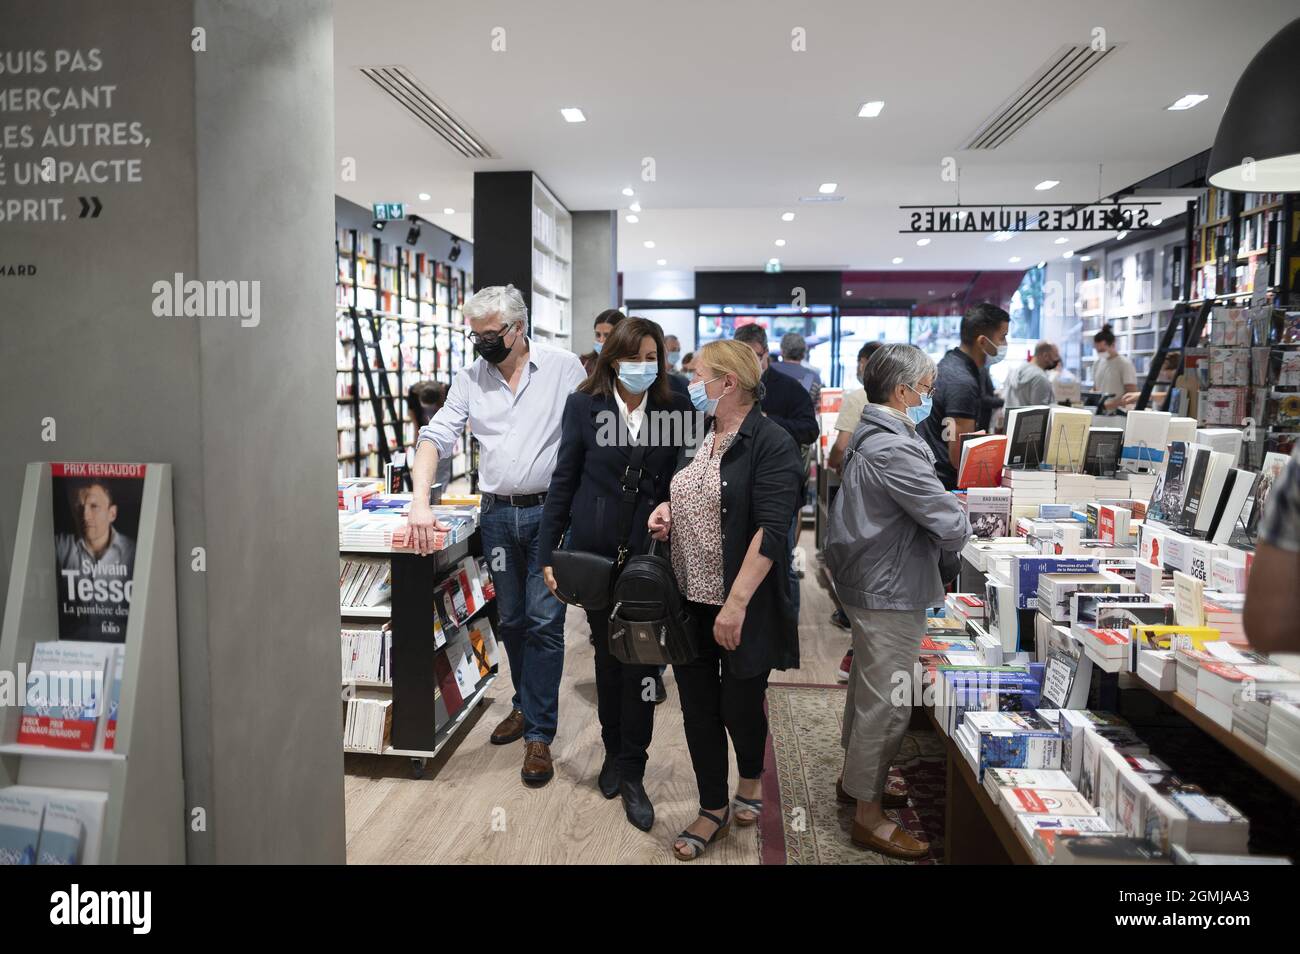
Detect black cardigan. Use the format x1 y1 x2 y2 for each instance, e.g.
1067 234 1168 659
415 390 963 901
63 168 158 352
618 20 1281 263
539 389 694 567
672 402 804 678
760 366 820 447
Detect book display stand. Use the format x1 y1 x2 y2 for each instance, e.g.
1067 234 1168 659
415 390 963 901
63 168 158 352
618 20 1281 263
0 463 185 863
341 529 499 779
1052 428 1087 475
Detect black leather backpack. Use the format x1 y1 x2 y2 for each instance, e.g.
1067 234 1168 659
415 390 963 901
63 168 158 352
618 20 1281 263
607 541 698 666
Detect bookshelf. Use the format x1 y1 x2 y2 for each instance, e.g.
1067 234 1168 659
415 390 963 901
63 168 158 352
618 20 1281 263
1188 188 1296 306
339 530 498 777
473 171 573 349
335 219 474 483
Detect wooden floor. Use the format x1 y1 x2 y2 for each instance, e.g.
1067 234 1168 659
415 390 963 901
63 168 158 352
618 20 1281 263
344 528 849 864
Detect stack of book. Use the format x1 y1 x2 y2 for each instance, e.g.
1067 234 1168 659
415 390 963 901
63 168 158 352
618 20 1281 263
17 642 124 753
341 628 391 684
1003 467 1057 511
338 505 478 551
0 788 109 866
934 668 1041 737
955 710 1061 780
339 556 391 609
1055 473 1096 506
962 486 1012 538
1265 702 1300 775
343 696 392 754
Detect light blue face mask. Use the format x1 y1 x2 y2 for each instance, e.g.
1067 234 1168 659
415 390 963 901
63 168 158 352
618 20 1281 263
667 350 681 368
906 385 933 425
592 340 603 354
689 377 720 416
617 360 658 395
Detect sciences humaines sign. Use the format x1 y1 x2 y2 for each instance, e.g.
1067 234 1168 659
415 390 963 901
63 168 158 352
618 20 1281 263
901 201 1161 235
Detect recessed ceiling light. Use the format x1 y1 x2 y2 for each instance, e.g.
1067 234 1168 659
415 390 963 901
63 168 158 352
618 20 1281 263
798 194 845 203
1080 255 1092 262
801 306 809 313
626 214 639 223
1152 218 1162 226
629 201 642 213
1037 261 1046 268
418 192 431 201
1117 230 1128 240
892 257 904 265
857 101 885 118
443 207 455 215
656 258 667 266
781 211 795 222
1167 94 1208 111
1009 256 1022 263
768 257 780 265
1054 237 1068 245
845 290 853 296
723 307 733 314
1063 250 1074 258
774 239 786 247
1034 179 1060 191
560 107 587 123
643 240 655 248
622 186 635 197
916 238 931 246
928 290 935 296
818 182 838 194
992 230 1013 242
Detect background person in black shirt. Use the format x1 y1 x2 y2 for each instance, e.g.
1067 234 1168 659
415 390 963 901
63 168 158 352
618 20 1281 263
917 303 1010 490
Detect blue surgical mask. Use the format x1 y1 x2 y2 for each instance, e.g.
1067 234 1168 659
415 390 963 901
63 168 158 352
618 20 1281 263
667 351 681 368
689 377 720 416
617 361 658 395
906 385 932 425
983 339 1008 365
592 341 603 354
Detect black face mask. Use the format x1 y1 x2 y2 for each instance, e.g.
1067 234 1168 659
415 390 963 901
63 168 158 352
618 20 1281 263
474 325 514 364
1046 359 1060 370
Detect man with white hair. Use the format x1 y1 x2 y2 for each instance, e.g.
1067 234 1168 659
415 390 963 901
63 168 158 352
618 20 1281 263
407 284 586 787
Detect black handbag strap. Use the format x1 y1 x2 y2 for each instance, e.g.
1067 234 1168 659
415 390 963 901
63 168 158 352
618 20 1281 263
615 440 649 565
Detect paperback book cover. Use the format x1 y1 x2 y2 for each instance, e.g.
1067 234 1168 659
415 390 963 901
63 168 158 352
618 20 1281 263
1045 408 1094 470
1083 427 1124 477
0 791 44 866
1004 406 1051 469
35 800 84 866
51 462 146 642
17 641 114 751
958 435 1009 489
1148 441 1188 526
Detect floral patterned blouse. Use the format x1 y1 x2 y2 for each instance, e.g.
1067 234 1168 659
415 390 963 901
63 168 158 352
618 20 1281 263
669 427 736 605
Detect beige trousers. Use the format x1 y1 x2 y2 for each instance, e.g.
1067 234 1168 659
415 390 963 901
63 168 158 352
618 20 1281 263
840 605 926 802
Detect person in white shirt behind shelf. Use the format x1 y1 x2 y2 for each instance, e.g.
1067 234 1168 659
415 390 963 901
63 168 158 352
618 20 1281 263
406 284 587 789
828 341 884 475
1003 340 1060 409
1090 324 1138 411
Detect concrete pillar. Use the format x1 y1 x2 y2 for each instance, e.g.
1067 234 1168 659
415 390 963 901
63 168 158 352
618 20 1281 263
570 210 618 355
0 0 345 863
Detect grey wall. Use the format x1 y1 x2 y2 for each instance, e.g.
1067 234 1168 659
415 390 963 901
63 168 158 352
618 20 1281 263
570 210 618 355
0 0 344 862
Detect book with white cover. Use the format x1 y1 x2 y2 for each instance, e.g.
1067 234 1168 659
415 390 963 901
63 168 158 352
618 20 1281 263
1192 451 1235 535
1167 417 1199 448
0 791 44 866
36 800 84 865
17 641 115 752
1121 410 1171 472
1002 787 1097 817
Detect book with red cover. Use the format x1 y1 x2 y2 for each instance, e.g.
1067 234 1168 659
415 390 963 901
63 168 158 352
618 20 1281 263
958 435 1009 489
434 649 464 717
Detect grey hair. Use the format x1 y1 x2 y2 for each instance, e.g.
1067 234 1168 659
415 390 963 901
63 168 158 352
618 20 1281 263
780 332 807 361
463 284 528 328
863 343 936 404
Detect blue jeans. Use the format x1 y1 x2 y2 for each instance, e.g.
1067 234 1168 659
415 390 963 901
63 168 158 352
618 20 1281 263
479 498 566 744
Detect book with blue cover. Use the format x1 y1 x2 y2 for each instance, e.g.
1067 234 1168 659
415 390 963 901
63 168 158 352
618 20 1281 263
1013 556 1099 609
36 800 84 865
0 791 45 865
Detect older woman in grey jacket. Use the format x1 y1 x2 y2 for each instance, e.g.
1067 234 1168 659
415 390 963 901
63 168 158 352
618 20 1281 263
824 343 970 859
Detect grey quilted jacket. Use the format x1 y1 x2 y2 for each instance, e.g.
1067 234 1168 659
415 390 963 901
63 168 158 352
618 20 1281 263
825 404 971 610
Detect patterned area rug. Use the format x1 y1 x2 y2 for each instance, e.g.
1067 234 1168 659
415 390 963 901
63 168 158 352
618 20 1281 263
759 683 947 865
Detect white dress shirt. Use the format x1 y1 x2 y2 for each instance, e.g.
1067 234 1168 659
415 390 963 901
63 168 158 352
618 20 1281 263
418 337 587 495
614 387 646 442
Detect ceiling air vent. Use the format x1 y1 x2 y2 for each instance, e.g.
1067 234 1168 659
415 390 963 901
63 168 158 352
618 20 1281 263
960 43 1119 150
360 66 495 159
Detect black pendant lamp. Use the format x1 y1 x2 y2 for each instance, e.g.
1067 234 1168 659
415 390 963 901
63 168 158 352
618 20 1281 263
1208 17 1300 192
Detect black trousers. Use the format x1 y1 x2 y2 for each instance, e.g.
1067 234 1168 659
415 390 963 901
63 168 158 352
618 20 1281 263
588 608 658 781
674 601 771 809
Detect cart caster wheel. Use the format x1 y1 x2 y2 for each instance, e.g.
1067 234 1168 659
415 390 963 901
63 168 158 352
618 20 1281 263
410 758 427 779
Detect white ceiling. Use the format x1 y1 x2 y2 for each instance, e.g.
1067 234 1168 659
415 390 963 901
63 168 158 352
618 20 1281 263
333 0 1297 273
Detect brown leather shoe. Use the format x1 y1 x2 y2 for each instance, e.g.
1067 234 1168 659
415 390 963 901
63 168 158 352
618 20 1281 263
490 709 525 745
851 819 929 859
521 741 554 786
837 776 908 809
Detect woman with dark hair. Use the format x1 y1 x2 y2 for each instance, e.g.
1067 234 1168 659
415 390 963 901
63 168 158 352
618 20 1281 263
579 308 626 376
539 317 693 831
407 380 451 491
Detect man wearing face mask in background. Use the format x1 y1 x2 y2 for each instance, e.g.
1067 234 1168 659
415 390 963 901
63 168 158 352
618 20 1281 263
407 285 586 787
917 303 1011 491
1004 340 1060 409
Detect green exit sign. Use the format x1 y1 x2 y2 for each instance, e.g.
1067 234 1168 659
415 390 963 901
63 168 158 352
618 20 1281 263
372 203 406 221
